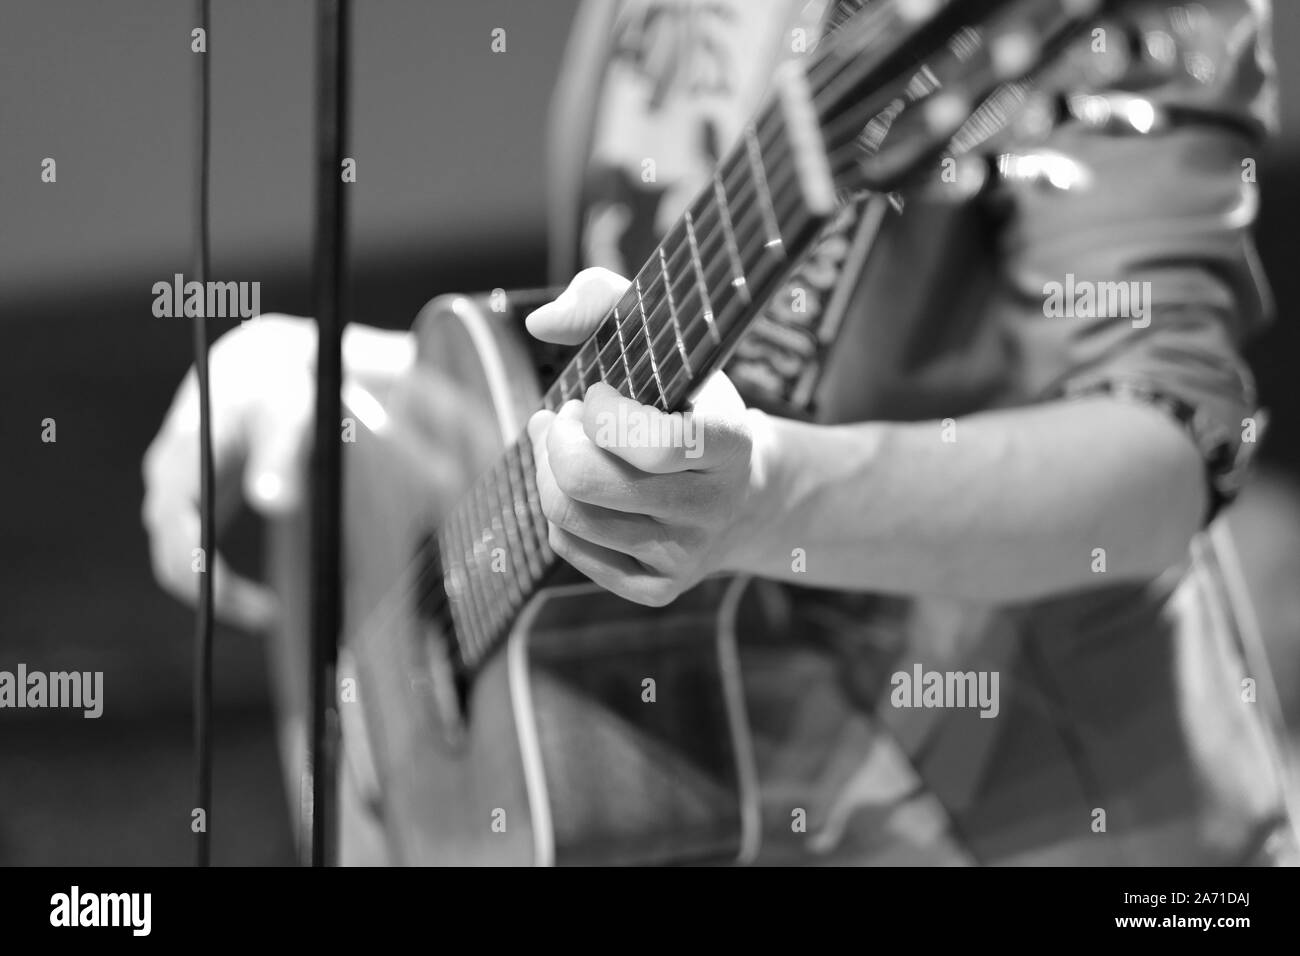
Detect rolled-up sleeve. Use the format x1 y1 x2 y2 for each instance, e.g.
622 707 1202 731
990 0 1277 519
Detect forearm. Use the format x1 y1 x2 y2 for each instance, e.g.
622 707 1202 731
730 397 1207 601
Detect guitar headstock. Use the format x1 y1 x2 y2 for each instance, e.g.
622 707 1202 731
790 0 1205 203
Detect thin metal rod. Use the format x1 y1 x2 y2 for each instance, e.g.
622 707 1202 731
308 0 349 867
192 0 214 870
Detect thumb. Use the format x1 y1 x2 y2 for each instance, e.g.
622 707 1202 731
525 267 630 345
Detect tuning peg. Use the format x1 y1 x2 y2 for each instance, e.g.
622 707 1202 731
1066 91 1168 134
996 149 1092 192
1140 28 1179 72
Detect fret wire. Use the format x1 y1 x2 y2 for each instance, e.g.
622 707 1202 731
504 444 546 581
683 210 721 346
449 502 488 662
435 523 472 665
633 276 669 408
443 506 476 662
517 435 555 566
592 320 610 381
487 460 527 608
468 481 506 644
610 306 640 401
745 124 784 249
468 484 506 653
713 172 751 303
573 340 589 401
482 534 515 639
451 96 817 665
417 43 901 665
481 473 519 635
560 361 579 405
457 202 810 668
617 172 801 408
543 106 788 407
658 245 693 377
613 138 793 391
545 154 801 419
621 174 807 410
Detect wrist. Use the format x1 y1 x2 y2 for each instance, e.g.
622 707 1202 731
718 407 782 573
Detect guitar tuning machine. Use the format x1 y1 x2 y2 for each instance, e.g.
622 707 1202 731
1056 4 1206 93
1066 90 1170 135
995 149 1093 193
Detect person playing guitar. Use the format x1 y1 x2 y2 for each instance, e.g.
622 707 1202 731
142 0 1298 864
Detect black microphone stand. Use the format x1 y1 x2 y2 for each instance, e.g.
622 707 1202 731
307 0 350 867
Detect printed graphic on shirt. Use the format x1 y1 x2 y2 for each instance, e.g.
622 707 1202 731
581 0 793 275
581 0 871 413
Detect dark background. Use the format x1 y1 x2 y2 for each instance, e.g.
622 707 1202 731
1 0 1297 865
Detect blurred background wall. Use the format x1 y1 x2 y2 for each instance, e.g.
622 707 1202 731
1 0 1296 864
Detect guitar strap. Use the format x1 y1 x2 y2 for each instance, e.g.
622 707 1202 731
725 197 892 418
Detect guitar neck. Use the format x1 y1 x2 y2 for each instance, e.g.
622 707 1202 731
431 68 837 672
424 0 1118 669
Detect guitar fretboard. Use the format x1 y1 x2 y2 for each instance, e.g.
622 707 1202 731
426 54 850 670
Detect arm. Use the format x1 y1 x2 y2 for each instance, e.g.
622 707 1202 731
141 316 413 629
526 275 1208 607
529 2 1272 609
734 397 1205 600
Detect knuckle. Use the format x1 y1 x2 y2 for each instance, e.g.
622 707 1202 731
541 488 573 530
549 444 593 500
635 526 684 572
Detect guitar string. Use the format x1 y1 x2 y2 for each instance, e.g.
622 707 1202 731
446 0 938 455
375 5 997 663
568 0 1073 416
429 92 817 659
441 167 811 665
548 0 918 390
412 143 803 662
416 53 965 661
436 34 986 659
340 132 806 667
443 82 1049 663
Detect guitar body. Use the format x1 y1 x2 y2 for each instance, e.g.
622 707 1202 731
272 291 761 865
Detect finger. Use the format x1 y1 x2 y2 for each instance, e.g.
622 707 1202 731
536 447 679 569
580 381 749 473
524 268 630 345
545 524 675 607
544 406 693 517
526 407 557 449
142 369 246 510
145 503 278 632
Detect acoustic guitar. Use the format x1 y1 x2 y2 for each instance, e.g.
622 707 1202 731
270 0 1137 864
